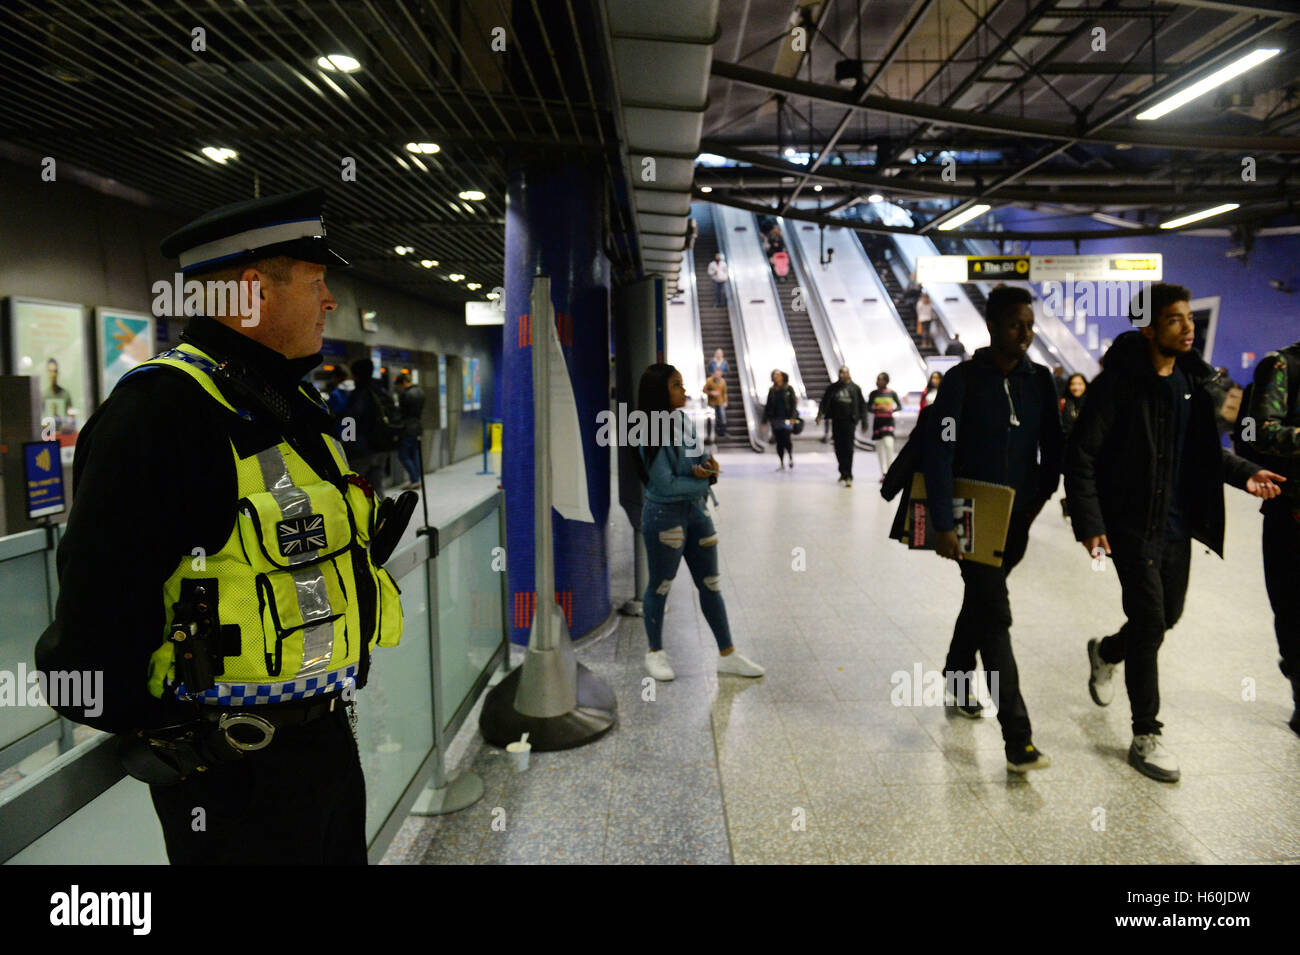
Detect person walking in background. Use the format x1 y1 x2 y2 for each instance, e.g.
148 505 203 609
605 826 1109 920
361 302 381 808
632 363 764 682
708 348 729 378
1066 283 1282 782
342 357 391 492
394 372 426 491
707 253 729 307
765 370 797 470
923 285 1063 773
327 365 353 416
868 372 903 481
703 368 728 444
1060 373 1087 518
1052 365 1068 399
945 334 967 359
817 365 867 486
920 370 943 409
1245 337 1300 736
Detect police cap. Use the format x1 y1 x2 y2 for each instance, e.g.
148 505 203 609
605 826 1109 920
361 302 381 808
160 187 349 275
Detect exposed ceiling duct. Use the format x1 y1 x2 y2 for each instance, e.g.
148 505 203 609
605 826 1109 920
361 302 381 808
601 0 719 297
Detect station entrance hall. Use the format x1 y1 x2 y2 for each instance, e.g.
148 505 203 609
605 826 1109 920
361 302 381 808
1 0 1299 900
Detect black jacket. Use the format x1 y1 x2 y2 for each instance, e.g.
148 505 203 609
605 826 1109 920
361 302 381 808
398 384 426 437
923 346 1063 532
33 315 353 733
818 379 866 425
1064 330 1256 558
764 384 796 424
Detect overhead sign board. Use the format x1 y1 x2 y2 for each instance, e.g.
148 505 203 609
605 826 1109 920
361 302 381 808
916 253 1162 285
466 301 504 326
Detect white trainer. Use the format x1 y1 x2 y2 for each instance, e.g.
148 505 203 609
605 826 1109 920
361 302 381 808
1087 637 1116 706
717 651 765 677
645 650 675 681
1128 734 1180 782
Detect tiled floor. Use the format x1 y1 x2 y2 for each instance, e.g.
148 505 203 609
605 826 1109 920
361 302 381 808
384 443 1299 865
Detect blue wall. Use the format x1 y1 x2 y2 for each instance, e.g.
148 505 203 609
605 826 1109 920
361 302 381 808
992 207 1300 378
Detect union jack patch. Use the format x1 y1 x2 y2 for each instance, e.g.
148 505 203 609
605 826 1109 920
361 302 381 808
277 515 327 556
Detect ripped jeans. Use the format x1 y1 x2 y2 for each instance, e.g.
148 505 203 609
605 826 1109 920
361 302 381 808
641 498 733 654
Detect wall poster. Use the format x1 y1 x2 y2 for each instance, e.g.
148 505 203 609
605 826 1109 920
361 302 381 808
95 307 156 402
7 297 89 470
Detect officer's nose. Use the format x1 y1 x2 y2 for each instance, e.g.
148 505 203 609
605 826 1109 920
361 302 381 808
320 281 339 312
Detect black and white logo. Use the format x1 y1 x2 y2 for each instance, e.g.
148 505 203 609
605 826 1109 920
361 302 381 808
277 515 327 556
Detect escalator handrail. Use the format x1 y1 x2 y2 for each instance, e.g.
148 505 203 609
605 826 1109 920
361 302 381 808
850 230 929 379
781 217 846 386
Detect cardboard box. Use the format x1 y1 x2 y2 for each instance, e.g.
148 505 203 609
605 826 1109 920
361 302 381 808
899 473 1016 567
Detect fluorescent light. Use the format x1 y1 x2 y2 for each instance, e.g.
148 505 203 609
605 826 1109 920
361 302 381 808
405 142 441 154
394 245 413 255
458 190 486 201
936 203 992 231
867 193 884 203
813 184 823 192
317 54 361 72
201 146 237 163
466 282 481 290
448 273 465 282
783 147 796 157
419 259 438 268
1136 49 1280 120
699 185 713 193
1160 203 1239 230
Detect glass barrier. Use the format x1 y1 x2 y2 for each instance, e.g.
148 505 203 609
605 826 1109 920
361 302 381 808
436 508 503 735
0 530 59 767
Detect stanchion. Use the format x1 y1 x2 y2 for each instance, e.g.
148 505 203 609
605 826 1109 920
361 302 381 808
479 274 617 751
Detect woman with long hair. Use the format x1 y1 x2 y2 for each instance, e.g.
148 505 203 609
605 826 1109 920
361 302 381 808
765 370 797 470
632 364 764 681
1060 373 1087 519
920 370 943 409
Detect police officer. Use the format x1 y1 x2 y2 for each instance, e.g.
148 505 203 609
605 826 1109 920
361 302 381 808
35 188 411 864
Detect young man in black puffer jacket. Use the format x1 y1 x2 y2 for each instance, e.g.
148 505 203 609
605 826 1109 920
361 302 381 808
1065 283 1283 783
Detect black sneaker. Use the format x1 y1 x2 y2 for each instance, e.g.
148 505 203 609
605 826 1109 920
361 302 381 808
1006 743 1051 773
943 676 984 719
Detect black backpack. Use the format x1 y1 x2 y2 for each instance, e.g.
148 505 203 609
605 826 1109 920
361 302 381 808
1234 347 1300 466
365 386 404 452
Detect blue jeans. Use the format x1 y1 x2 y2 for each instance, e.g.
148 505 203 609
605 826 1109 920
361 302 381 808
712 281 727 307
397 434 421 484
641 499 733 653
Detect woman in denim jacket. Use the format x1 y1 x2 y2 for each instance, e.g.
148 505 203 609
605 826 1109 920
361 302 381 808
633 364 765 682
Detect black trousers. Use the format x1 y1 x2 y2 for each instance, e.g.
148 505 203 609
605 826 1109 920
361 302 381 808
1262 509 1300 681
1098 537 1192 737
149 706 367 865
943 512 1033 751
772 425 793 460
831 418 856 478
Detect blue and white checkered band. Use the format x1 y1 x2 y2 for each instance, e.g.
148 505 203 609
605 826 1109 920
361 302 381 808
173 664 357 705
278 515 327 555
179 216 326 272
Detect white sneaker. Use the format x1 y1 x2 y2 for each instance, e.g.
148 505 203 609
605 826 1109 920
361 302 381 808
1087 637 1116 706
645 650 675 682
845 478 853 488
717 651 765 677
1128 734 1180 782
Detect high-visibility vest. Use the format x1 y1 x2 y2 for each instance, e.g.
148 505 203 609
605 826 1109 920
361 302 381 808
124 342 403 706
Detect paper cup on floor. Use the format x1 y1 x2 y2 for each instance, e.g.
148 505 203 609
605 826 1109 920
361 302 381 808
505 739 532 772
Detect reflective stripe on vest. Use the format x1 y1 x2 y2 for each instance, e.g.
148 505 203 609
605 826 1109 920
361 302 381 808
135 342 403 705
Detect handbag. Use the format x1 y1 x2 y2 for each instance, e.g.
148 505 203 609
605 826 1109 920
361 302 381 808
790 414 805 435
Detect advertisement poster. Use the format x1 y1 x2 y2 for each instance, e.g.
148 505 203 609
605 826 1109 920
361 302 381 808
95 307 155 401
24 441 65 519
463 357 475 412
8 298 88 469
437 355 447 429
472 358 481 410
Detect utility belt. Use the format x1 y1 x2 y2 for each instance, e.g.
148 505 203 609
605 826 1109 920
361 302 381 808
118 694 349 787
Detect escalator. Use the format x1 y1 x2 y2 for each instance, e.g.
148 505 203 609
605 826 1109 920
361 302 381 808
693 208 753 450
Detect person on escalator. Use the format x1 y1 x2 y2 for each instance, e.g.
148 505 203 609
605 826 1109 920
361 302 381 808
817 365 867 486
703 369 728 443
633 363 764 683
707 253 729 307
765 370 798 470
